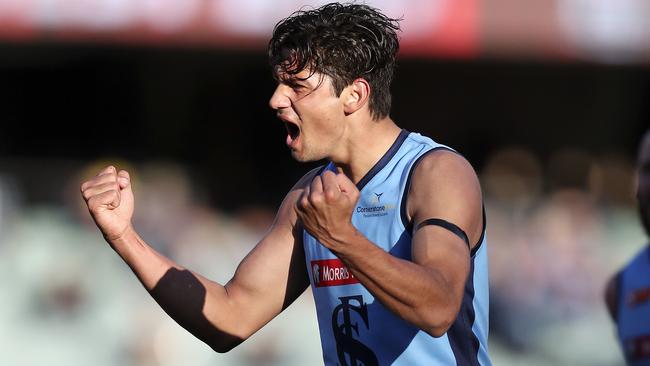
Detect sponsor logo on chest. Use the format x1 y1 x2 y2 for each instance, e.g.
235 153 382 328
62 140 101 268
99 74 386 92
311 259 359 287
355 191 396 218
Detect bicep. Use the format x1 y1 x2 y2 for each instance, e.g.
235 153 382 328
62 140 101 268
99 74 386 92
222 199 308 335
407 150 483 296
411 224 470 304
407 150 483 253
214 169 319 337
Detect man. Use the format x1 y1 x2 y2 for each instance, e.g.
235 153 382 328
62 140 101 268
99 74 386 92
81 3 491 365
606 129 650 365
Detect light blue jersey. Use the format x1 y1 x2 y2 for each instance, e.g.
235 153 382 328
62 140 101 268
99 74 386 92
303 130 491 366
617 245 650 365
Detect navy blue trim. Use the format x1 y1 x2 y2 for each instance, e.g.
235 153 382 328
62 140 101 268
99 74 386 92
315 163 329 176
470 207 486 258
400 147 487 257
447 256 481 366
355 129 410 191
416 218 470 248
399 146 455 231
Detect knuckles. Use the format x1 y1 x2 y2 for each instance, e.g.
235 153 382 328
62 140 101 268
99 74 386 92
80 167 123 214
324 189 338 202
308 191 324 206
80 181 119 201
299 195 310 210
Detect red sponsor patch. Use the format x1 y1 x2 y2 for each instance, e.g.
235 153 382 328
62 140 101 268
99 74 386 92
310 259 359 288
625 334 650 361
628 287 650 307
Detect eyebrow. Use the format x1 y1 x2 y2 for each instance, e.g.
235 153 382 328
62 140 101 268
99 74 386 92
286 79 307 87
276 74 310 88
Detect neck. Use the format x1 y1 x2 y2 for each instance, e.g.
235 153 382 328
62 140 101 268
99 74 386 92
332 117 402 184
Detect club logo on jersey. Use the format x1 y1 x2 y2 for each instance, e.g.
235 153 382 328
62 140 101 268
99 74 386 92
356 193 395 218
627 287 650 307
311 259 359 287
332 295 378 366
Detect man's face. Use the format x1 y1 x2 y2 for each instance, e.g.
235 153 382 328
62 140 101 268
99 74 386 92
638 132 650 235
269 68 346 162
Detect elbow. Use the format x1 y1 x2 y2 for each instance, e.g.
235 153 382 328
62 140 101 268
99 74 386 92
425 322 453 338
210 344 234 354
418 306 458 338
201 330 246 353
209 338 243 354
424 318 454 338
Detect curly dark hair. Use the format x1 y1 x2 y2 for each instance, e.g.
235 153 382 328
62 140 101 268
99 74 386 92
268 2 401 120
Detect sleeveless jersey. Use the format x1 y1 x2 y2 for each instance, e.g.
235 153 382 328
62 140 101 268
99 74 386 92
617 244 650 365
303 130 491 366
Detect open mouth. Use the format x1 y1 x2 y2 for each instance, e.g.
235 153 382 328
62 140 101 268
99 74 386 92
284 120 300 141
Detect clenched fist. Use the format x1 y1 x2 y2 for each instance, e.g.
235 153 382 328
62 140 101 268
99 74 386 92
296 170 360 250
80 165 134 242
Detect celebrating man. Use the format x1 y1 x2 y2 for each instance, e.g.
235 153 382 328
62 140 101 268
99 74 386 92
81 3 491 365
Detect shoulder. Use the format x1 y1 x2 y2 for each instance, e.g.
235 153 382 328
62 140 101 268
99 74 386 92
407 148 481 206
406 149 483 246
275 165 326 227
289 165 326 197
412 148 478 182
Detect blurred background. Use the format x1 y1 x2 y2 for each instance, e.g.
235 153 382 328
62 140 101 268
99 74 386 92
0 0 648 365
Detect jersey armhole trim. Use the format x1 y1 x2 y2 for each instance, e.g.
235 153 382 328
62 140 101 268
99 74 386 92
415 218 470 248
400 146 455 231
470 206 487 257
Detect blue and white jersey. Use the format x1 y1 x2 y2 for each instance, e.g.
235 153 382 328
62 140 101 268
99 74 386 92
303 130 491 366
617 245 650 365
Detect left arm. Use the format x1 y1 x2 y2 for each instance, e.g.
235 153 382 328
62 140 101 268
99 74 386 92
296 150 483 337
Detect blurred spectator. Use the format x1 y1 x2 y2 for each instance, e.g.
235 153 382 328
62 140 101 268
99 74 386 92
605 130 650 365
485 147 642 365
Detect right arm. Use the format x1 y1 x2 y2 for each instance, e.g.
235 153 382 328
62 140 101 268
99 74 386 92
81 165 317 352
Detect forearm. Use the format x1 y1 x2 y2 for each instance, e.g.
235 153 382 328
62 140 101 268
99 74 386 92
108 226 178 290
326 230 463 336
108 227 243 352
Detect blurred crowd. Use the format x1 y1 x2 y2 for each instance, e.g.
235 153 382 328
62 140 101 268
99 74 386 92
0 145 645 365
483 147 644 365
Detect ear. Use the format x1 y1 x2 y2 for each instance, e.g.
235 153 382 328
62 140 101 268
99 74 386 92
342 78 370 115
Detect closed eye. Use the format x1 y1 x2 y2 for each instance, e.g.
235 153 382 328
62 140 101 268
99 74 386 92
288 82 306 91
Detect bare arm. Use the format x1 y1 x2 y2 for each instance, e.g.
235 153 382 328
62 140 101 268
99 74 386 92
81 165 319 352
297 150 482 337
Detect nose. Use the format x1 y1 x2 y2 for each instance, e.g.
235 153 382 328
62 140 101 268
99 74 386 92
269 85 292 110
